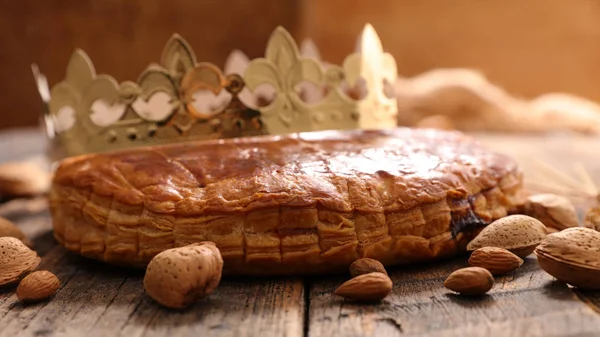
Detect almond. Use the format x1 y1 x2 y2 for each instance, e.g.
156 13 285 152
17 270 60 302
349 258 387 277
334 272 392 301
467 215 547 258
523 193 579 230
468 247 523 275
0 217 32 247
0 161 50 197
0 237 40 286
143 242 223 309
444 267 494 295
534 227 600 289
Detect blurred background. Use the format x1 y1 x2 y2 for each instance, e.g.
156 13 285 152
0 0 599 218
2 0 600 131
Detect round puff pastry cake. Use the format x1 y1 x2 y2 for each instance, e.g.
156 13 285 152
49 128 524 275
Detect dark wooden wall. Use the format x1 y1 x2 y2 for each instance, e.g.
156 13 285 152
300 0 600 101
3 0 600 130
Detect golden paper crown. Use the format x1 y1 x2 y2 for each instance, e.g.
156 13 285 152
33 24 398 160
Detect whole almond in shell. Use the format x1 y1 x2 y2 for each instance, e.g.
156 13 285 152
349 258 387 277
17 270 60 302
143 242 223 309
523 193 579 230
467 215 547 258
444 267 494 295
468 247 523 275
0 161 50 197
334 272 392 301
0 217 32 247
0 237 40 286
534 227 600 289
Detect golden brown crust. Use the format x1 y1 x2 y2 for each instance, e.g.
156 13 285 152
49 128 523 275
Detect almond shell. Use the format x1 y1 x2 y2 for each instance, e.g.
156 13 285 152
0 237 40 286
467 215 547 257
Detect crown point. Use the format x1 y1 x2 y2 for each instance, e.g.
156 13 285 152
65 48 96 91
300 39 321 60
268 26 295 48
363 23 376 32
31 64 51 103
263 26 301 74
224 50 250 75
161 34 197 77
358 23 383 55
273 26 289 34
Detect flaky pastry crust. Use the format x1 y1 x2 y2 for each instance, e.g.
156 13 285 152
49 128 524 275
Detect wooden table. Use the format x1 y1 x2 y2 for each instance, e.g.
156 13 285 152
1 128 600 337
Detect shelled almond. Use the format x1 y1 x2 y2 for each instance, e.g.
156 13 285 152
334 272 393 301
444 267 494 295
17 271 60 302
349 258 388 277
468 247 523 275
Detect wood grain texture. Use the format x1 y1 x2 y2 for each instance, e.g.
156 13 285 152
0 236 305 337
308 258 600 337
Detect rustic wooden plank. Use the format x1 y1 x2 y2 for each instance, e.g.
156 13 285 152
0 208 306 337
308 257 600 337
574 289 600 316
0 242 306 337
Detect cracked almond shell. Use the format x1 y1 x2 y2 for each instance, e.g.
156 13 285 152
467 215 547 258
0 237 41 286
534 227 600 289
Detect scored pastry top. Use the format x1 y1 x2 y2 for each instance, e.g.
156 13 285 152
51 128 519 216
